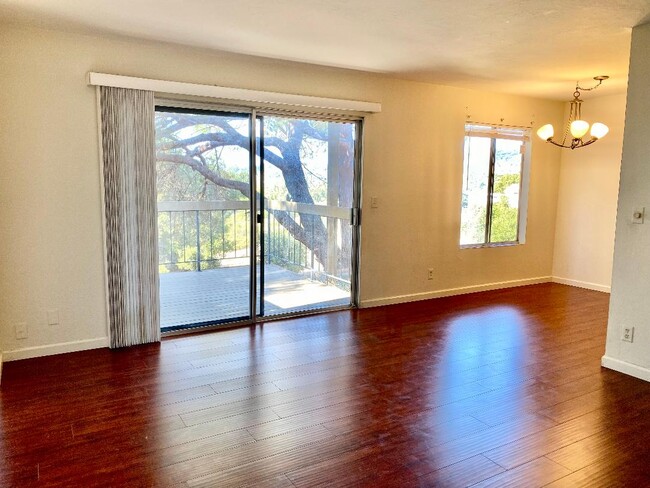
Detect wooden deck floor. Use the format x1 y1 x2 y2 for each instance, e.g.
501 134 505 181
160 265 350 328
2 283 650 486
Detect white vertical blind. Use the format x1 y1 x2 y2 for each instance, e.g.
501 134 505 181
100 86 160 348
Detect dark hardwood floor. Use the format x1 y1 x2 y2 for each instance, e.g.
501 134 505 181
2 283 650 487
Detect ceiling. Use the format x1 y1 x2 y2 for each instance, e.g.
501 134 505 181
1 0 649 99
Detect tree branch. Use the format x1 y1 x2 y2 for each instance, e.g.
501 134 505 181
157 153 250 197
157 133 288 170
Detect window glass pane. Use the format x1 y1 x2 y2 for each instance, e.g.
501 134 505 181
155 110 252 329
489 138 523 243
460 136 491 245
261 116 354 315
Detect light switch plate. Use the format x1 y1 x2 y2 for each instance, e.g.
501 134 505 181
633 207 645 224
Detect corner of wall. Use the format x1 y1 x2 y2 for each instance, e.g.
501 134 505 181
603 22 650 382
550 94 627 292
602 355 650 383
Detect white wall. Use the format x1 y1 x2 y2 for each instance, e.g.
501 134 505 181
552 94 626 292
603 21 650 381
0 25 565 360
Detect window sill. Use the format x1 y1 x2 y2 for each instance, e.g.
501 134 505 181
460 241 521 250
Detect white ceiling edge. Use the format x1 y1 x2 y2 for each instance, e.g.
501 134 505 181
0 0 647 100
1 17 628 103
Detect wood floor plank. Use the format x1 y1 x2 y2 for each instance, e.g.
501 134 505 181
285 416 491 487
162 424 334 485
544 402 650 472
482 409 607 469
543 458 650 488
151 407 281 449
154 428 255 468
416 454 505 487
420 413 558 470
468 456 571 487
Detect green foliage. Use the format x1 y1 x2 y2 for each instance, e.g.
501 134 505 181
158 210 250 273
489 173 520 242
493 173 520 194
461 176 519 245
489 196 518 243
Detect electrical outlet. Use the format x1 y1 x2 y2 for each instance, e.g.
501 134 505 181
622 326 635 343
47 309 59 326
370 196 379 209
15 322 27 340
427 268 434 280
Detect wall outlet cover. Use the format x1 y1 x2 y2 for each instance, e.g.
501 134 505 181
622 326 635 343
15 322 28 340
47 309 59 326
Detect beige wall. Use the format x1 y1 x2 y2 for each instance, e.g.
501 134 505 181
604 22 650 381
0 24 564 359
552 94 626 292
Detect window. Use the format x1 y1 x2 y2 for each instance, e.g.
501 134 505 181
459 124 530 247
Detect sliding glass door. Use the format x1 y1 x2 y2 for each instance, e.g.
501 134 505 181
155 106 360 331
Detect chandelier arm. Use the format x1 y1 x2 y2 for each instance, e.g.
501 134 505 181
546 139 573 149
545 137 598 150
579 138 598 148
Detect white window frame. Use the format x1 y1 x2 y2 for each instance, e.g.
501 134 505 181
459 123 531 249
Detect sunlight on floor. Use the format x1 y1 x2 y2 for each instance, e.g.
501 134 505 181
159 264 349 328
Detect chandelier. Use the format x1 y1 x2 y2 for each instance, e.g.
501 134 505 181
537 76 609 149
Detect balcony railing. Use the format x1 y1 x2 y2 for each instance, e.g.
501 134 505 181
157 200 352 289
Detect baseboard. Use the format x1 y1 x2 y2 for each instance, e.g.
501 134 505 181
551 276 610 293
2 337 109 362
601 355 650 383
360 276 552 308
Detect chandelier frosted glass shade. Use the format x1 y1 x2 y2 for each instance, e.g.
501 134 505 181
569 120 590 139
536 124 554 141
590 122 609 139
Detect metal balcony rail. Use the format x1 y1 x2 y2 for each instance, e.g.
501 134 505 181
157 200 352 288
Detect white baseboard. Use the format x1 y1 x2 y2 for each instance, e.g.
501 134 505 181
360 276 552 308
551 276 610 293
601 355 650 383
2 337 109 362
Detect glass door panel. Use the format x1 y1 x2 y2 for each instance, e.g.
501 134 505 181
259 116 356 316
155 108 252 330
